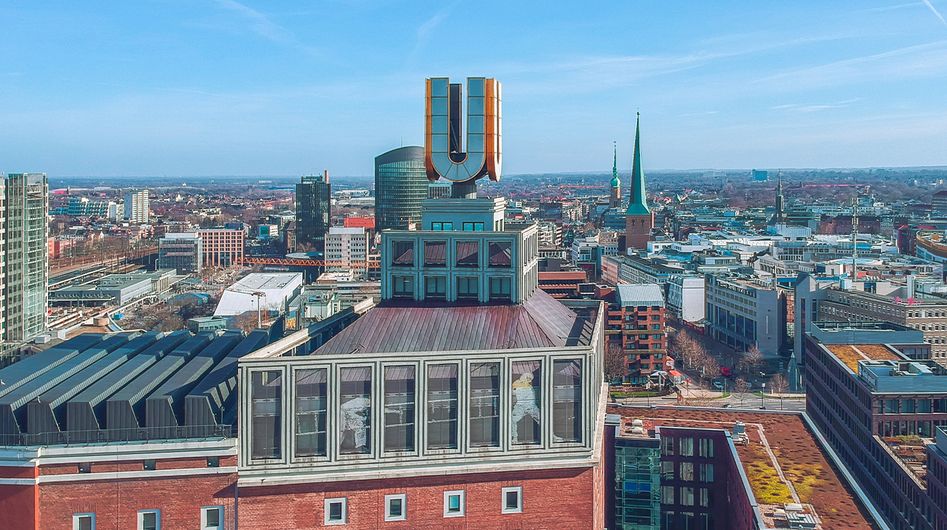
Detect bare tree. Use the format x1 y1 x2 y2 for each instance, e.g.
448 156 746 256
604 342 628 384
769 373 789 410
769 373 789 395
738 345 764 376
700 355 719 387
671 329 701 370
734 378 750 407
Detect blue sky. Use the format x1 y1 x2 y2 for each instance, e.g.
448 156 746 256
2 1 947 177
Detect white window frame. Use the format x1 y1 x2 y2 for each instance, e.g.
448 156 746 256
201 506 224 530
137 509 160 530
73 513 95 530
324 497 348 526
501 486 523 514
443 490 465 518
384 493 407 522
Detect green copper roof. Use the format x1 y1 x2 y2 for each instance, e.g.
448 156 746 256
626 113 650 216
610 141 620 188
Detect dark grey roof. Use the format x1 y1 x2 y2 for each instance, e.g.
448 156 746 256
0 329 272 446
313 289 595 355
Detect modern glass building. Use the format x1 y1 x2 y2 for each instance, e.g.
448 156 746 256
374 146 426 232
614 423 661 530
295 171 331 251
3 173 49 342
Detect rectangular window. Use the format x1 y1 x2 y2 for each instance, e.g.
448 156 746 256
489 241 512 268
444 490 465 517
384 365 416 453
679 437 694 457
294 368 328 457
201 506 223 530
461 222 485 231
661 485 675 505
511 360 542 446
662 436 674 456
324 498 347 526
681 486 695 506
391 241 414 266
74 514 95 530
138 510 159 530
699 488 710 507
489 277 512 302
206 457 220 468
502 486 523 514
552 359 582 443
143 459 156 471
469 362 501 447
427 364 459 450
680 462 694 481
424 241 447 267
698 438 715 458
78 462 91 473
250 370 282 460
699 463 715 482
385 494 407 522
661 461 674 479
339 367 372 455
392 276 414 298
457 277 479 300
456 241 479 267
425 276 447 300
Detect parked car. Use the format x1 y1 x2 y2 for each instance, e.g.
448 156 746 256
719 366 732 377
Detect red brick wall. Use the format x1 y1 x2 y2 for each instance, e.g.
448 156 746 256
0 465 37 530
238 466 601 530
37 472 237 530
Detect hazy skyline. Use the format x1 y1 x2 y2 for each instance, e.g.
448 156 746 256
3 1 947 177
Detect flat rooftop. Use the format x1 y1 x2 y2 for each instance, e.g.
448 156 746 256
231 272 302 291
610 406 879 530
826 344 901 373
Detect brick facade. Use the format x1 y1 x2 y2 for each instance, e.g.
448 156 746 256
238 467 601 530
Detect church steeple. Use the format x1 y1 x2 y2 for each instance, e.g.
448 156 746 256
626 112 650 216
624 112 655 251
609 141 621 208
773 171 785 225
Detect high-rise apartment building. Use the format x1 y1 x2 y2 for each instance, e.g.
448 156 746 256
610 284 668 385
324 226 369 279
2 173 49 342
374 146 426 231
123 189 150 224
295 171 331 251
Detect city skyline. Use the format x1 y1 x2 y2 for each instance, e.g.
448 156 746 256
3 1 947 177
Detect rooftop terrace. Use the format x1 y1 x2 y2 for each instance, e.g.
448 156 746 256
610 406 879 530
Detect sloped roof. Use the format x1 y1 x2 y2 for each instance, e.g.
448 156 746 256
616 284 665 307
313 289 595 355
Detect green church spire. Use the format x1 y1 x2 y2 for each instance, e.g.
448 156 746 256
610 141 620 188
626 112 650 216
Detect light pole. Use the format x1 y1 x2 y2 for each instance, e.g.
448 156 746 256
760 382 766 409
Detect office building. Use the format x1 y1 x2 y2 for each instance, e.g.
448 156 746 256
2 173 49 343
667 274 706 323
625 113 653 250
197 228 245 269
157 232 202 274
295 171 331 252
374 146 427 231
705 275 786 357
796 278 947 365
803 321 947 530
325 226 369 279
123 189 150 224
